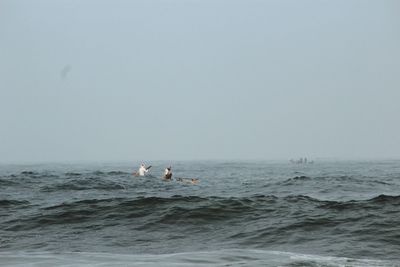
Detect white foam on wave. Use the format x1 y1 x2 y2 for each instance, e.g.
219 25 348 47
0 249 398 267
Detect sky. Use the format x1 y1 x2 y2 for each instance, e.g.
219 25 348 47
0 0 399 163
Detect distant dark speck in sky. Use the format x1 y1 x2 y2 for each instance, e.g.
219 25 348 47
60 65 71 80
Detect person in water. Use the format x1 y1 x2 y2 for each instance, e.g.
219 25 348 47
176 177 198 184
133 163 151 176
163 166 172 179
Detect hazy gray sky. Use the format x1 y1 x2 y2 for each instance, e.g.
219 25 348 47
1 0 399 163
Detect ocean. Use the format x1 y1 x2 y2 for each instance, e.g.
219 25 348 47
1 160 400 267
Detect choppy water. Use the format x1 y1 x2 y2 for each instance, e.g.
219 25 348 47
1 160 400 266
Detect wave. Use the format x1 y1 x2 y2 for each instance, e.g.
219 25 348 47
20 171 58 178
280 175 312 185
0 199 30 208
4 194 399 231
20 171 39 175
40 177 126 192
3 194 400 259
369 194 400 203
289 175 311 181
0 249 396 267
0 178 20 186
87 171 130 176
105 171 129 175
281 175 396 187
4 170 130 179
65 172 82 177
1 170 132 190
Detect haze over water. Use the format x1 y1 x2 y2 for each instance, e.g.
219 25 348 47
1 0 400 163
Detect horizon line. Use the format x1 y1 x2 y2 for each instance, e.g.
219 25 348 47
1 157 400 165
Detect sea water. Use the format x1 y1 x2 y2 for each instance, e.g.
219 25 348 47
1 160 400 266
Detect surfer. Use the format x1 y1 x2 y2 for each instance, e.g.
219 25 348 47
133 163 151 176
163 166 172 180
